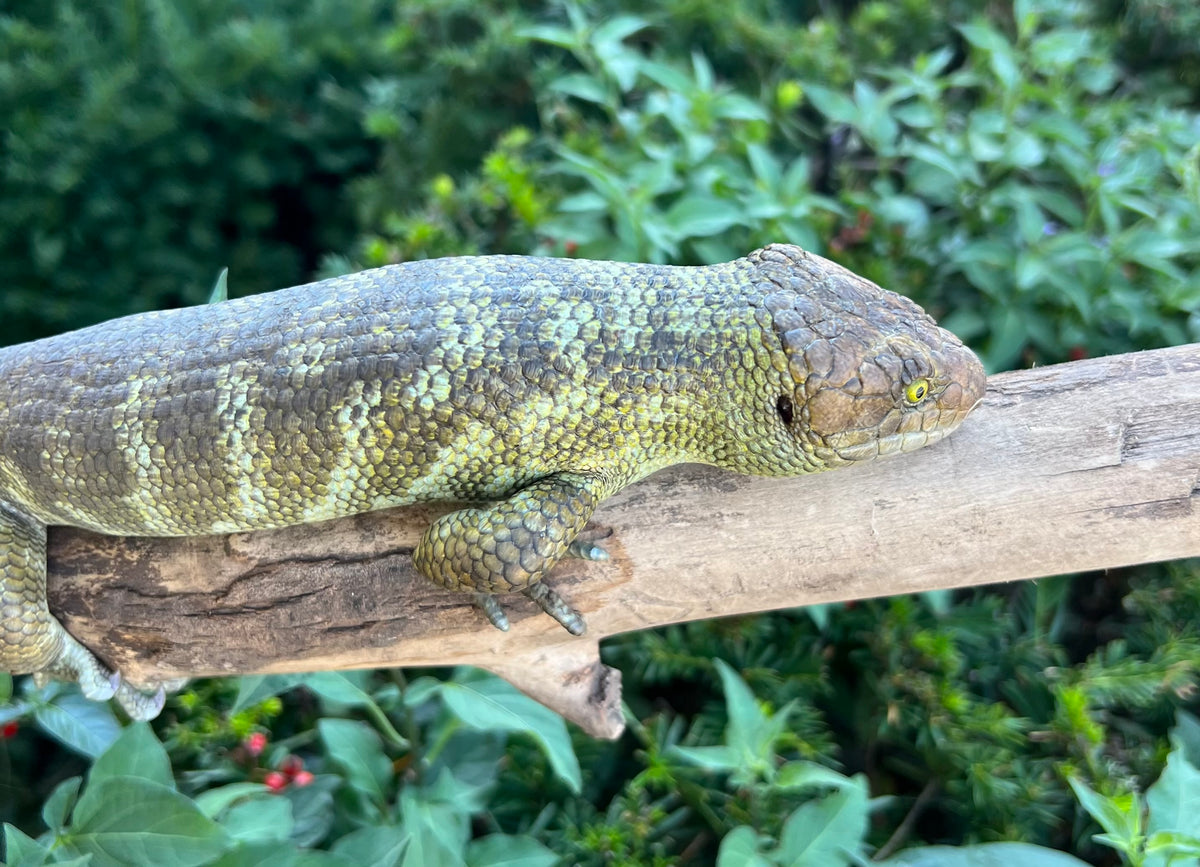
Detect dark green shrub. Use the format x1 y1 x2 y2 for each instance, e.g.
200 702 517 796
0 0 393 343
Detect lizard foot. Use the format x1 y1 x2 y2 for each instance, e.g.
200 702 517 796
31 629 121 702
28 627 173 719
474 583 587 636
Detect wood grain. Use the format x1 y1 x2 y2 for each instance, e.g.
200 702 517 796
47 343 1200 738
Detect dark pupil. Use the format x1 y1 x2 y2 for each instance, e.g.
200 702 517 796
914 385 926 399
776 395 794 425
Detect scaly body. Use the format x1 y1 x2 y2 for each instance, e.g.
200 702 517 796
0 244 986 718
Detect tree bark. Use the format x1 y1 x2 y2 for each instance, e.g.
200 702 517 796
47 343 1200 738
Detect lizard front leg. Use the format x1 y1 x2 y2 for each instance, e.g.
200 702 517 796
0 502 165 719
413 473 610 634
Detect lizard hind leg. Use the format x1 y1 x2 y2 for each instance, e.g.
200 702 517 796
0 502 165 719
414 473 606 635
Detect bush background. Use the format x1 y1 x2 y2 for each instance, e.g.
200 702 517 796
2 0 1199 864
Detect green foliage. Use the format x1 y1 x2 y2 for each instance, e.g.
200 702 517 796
1068 713 1200 866
801 0 1200 368
0 0 393 345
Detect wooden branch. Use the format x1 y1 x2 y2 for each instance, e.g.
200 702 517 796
48 344 1200 738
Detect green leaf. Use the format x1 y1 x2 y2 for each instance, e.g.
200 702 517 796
663 195 742 240
591 14 649 47
396 780 470 867
1002 130 1046 170
775 781 869 865
1145 830 1200 861
5 821 51 867
302 672 370 706
716 826 771 867
220 796 294 844
317 718 393 805
1069 777 1140 845
42 776 82 833
516 24 578 50
1147 744 1200 837
232 675 308 713
672 744 739 773
207 268 229 304
548 73 610 106
283 775 338 849
331 826 409 867
880 842 1092 865
712 93 770 122
195 783 271 819
776 761 860 792
804 84 858 125
959 23 1019 93
442 670 582 794
90 722 174 790
60 775 231 867
34 689 121 758
465 833 558 867
209 840 358 867
1170 711 1200 768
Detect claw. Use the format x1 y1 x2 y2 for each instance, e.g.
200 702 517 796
567 540 609 561
476 593 511 631
526 582 587 636
115 681 166 720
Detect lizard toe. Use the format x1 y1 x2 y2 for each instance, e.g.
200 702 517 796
115 681 166 720
46 631 121 701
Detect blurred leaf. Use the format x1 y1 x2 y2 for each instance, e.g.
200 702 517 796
90 722 174 790
881 843 1092 865
35 689 122 759
442 670 582 794
195 783 271 819
60 776 231 867
2 824 52 867
317 719 393 805
332 826 409 867
1147 742 1200 837
775 781 869 865
548 73 609 106
207 267 229 304
465 833 558 867
804 84 858 125
220 796 294 844
663 195 742 239
42 776 82 833
1069 777 1140 846
716 826 772 867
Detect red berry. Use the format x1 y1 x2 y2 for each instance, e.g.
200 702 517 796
1 721 18 739
280 755 305 777
264 771 288 792
245 732 267 757
292 770 315 787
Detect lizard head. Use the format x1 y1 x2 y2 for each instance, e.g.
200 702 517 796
755 244 987 470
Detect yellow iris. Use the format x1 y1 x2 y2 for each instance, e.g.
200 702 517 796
905 379 930 404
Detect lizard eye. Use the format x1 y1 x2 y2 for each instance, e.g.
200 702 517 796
776 394 794 425
904 378 930 405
